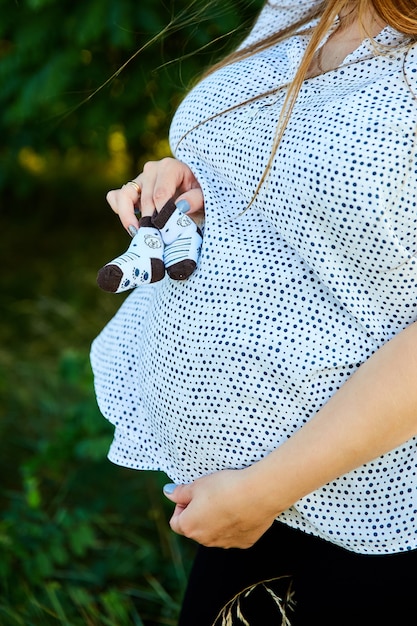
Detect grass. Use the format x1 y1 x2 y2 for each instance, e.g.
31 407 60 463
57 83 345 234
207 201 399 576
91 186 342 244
0 188 195 625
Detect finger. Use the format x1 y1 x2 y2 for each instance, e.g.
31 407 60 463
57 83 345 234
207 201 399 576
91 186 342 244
175 188 205 217
163 483 192 506
151 159 186 212
172 503 187 518
140 158 185 215
106 187 140 233
169 504 188 536
137 158 203 215
151 157 202 211
106 189 124 215
122 178 158 221
137 165 159 217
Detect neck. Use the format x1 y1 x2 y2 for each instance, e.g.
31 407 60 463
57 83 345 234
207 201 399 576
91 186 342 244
306 2 387 78
338 3 386 37
339 2 358 27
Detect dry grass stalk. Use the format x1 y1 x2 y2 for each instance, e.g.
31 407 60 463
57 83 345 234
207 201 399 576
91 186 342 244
212 575 295 626
263 580 295 626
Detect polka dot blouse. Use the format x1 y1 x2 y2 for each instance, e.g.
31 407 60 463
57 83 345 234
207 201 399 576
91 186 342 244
91 0 417 554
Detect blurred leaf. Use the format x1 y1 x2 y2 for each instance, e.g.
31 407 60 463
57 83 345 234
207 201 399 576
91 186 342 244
0 0 264 200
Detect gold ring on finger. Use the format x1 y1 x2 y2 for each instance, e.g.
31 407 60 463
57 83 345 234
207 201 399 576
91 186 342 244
126 180 141 194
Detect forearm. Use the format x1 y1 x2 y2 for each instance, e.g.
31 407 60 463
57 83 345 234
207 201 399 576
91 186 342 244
250 321 417 516
165 321 417 548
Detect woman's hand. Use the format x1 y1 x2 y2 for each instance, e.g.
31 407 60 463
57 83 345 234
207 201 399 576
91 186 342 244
163 468 281 549
106 157 204 234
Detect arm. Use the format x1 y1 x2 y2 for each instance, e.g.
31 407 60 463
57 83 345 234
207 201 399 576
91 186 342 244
165 320 417 548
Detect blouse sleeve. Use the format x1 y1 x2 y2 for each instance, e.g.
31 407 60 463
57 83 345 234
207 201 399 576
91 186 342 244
239 0 323 49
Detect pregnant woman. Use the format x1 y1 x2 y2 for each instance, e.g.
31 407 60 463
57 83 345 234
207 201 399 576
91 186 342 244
91 1 417 623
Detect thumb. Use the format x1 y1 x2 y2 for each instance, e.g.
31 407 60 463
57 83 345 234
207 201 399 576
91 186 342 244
163 483 192 506
175 188 204 217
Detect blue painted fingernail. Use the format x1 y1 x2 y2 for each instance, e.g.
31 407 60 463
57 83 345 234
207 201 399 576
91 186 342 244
128 225 138 237
163 483 177 495
176 200 190 214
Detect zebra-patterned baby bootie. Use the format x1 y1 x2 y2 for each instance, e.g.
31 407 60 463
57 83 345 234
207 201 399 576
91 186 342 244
152 199 202 280
97 216 165 293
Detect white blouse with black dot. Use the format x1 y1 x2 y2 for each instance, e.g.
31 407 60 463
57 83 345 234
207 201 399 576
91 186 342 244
91 0 417 554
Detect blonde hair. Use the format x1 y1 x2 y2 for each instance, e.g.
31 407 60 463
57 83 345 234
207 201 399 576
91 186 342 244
177 0 417 207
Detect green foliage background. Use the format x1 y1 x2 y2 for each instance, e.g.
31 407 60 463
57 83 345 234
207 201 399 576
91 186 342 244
0 0 264 624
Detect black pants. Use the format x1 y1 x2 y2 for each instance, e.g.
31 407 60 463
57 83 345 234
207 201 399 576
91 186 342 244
178 521 417 626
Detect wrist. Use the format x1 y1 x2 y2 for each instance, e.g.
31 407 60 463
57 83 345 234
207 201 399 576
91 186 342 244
242 455 296 519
